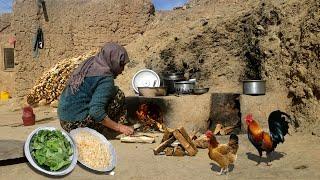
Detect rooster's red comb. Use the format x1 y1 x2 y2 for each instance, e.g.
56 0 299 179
205 130 213 137
245 114 253 121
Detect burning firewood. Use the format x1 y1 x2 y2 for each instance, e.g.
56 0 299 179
136 103 165 132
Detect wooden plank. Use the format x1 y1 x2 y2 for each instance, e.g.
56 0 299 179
120 136 155 144
193 134 208 149
178 127 198 153
161 128 174 143
173 129 197 156
153 136 176 155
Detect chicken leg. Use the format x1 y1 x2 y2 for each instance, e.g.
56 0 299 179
256 150 263 165
225 166 229 174
266 152 272 166
217 168 225 175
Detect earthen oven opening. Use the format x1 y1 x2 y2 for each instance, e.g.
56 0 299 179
135 102 164 131
126 97 167 132
209 93 242 135
126 94 242 134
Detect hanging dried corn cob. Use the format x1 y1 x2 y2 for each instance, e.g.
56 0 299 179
26 50 97 105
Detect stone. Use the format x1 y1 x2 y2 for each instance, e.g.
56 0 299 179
256 25 265 32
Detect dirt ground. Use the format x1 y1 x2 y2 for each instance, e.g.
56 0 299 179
0 100 320 180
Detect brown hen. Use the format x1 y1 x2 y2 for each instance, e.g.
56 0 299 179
205 130 239 175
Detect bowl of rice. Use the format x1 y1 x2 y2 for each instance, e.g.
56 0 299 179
69 127 116 172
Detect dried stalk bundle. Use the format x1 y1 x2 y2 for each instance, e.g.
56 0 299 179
26 50 97 105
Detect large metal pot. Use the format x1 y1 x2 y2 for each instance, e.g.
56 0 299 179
162 72 185 94
242 80 266 95
174 81 195 94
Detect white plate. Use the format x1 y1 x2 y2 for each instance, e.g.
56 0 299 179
132 69 160 93
69 127 117 172
24 127 78 176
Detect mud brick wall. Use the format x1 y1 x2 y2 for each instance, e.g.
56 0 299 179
126 94 212 133
12 0 154 98
0 13 15 94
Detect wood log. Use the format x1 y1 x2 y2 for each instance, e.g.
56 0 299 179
214 123 222 135
161 128 174 143
173 129 197 156
178 127 198 153
173 145 185 156
164 147 174 156
120 136 155 144
221 126 235 135
153 136 176 155
193 134 208 149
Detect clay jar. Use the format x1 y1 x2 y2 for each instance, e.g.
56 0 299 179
22 106 35 126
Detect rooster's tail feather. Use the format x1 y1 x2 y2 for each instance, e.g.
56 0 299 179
268 110 291 148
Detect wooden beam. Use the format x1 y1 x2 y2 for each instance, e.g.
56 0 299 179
178 127 198 153
153 136 176 155
161 128 174 143
173 129 197 156
120 136 155 144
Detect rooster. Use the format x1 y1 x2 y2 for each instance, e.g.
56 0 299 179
205 130 239 175
245 110 292 166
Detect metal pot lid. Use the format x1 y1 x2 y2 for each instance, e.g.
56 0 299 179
162 71 185 80
163 71 184 76
174 81 195 84
242 80 266 82
132 69 160 93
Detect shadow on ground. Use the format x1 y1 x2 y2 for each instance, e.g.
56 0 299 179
210 162 234 173
246 151 286 164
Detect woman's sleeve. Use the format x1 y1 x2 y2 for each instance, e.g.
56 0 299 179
89 77 116 122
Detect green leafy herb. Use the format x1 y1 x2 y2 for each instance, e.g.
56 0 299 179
30 129 73 171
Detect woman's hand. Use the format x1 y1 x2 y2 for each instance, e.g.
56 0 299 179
118 124 134 136
101 116 134 135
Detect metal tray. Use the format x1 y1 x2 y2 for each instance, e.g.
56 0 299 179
24 127 78 176
69 127 117 172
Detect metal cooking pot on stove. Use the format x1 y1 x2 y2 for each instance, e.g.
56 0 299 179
162 72 185 94
174 81 195 94
242 80 266 95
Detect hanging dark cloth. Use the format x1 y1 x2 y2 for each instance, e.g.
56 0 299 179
33 27 44 58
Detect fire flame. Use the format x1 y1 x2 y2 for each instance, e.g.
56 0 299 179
136 103 164 131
